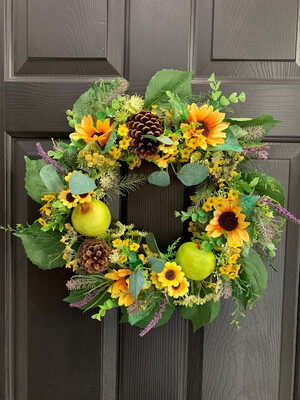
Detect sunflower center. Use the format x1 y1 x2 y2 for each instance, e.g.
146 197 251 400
218 211 238 231
66 192 76 202
79 193 88 198
197 121 209 137
165 270 176 280
172 282 181 290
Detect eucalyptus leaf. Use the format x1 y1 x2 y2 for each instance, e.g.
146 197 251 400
148 170 170 187
142 134 174 145
146 232 161 255
177 163 209 186
129 269 145 301
148 257 165 273
40 165 64 193
207 130 243 152
69 172 96 195
144 69 193 109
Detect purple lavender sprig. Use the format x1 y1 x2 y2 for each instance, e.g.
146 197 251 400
139 298 168 337
69 289 99 308
243 145 270 160
36 142 65 175
260 198 300 225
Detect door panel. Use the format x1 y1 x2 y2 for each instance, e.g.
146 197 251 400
1 1 300 400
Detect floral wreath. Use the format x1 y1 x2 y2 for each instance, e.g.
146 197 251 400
2 69 299 336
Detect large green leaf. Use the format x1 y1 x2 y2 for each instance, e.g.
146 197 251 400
243 173 285 207
24 157 49 203
177 163 209 186
40 165 64 193
225 115 280 137
72 90 93 122
239 248 268 309
69 172 96 195
14 221 65 269
207 130 243 152
148 257 165 273
144 69 193 109
146 232 161 255
179 300 220 332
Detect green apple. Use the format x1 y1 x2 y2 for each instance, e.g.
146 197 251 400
176 242 216 281
71 199 111 237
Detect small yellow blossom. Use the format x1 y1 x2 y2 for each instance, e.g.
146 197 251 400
129 242 140 251
119 138 131 149
38 218 47 227
112 238 122 248
119 254 128 263
117 124 129 137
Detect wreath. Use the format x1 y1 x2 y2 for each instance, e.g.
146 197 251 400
2 69 299 335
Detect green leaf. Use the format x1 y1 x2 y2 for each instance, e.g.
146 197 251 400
243 173 285 207
148 170 170 187
229 125 249 139
179 300 220 332
125 300 175 329
224 115 280 136
177 163 209 186
228 92 238 103
148 257 165 273
96 110 106 121
69 172 96 195
129 269 145 301
146 232 161 255
239 248 268 308
24 157 49 203
238 92 246 102
14 221 65 269
142 134 173 145
111 99 120 110
207 129 243 152
144 69 193 109
99 127 117 154
240 195 259 220
220 96 230 106
208 73 215 82
39 165 64 193
211 91 221 101
72 90 92 122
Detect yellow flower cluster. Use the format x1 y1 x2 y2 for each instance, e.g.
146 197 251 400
79 144 115 168
110 237 141 264
208 152 244 187
60 223 79 271
128 155 141 170
219 263 241 280
38 193 56 226
202 190 238 212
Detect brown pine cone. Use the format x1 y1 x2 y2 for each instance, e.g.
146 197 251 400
127 110 163 159
78 239 111 274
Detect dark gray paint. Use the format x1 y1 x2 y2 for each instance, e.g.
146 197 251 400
1 0 300 399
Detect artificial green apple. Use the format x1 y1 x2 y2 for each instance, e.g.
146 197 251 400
71 199 111 237
176 242 216 281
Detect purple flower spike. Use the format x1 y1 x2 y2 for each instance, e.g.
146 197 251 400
36 142 65 175
139 298 168 337
243 145 270 160
260 198 300 225
69 289 99 308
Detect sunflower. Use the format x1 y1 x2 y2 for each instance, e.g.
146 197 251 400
153 152 176 168
168 277 189 298
150 272 164 290
158 262 184 288
180 103 229 149
77 191 93 204
206 199 250 247
70 115 114 147
58 189 79 208
105 269 134 307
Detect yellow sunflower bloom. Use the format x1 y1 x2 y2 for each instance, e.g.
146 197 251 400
206 199 250 247
105 269 134 307
168 277 189 298
180 103 229 149
70 115 114 147
150 272 164 290
77 191 93 204
58 189 79 208
158 262 184 288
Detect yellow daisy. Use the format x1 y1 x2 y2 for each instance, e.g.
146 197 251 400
119 255 128 263
129 243 140 251
150 272 164 290
117 124 129 137
158 262 184 288
112 238 122 248
168 277 189 298
119 138 131 149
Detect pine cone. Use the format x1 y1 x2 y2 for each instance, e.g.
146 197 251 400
127 110 163 159
78 239 111 274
